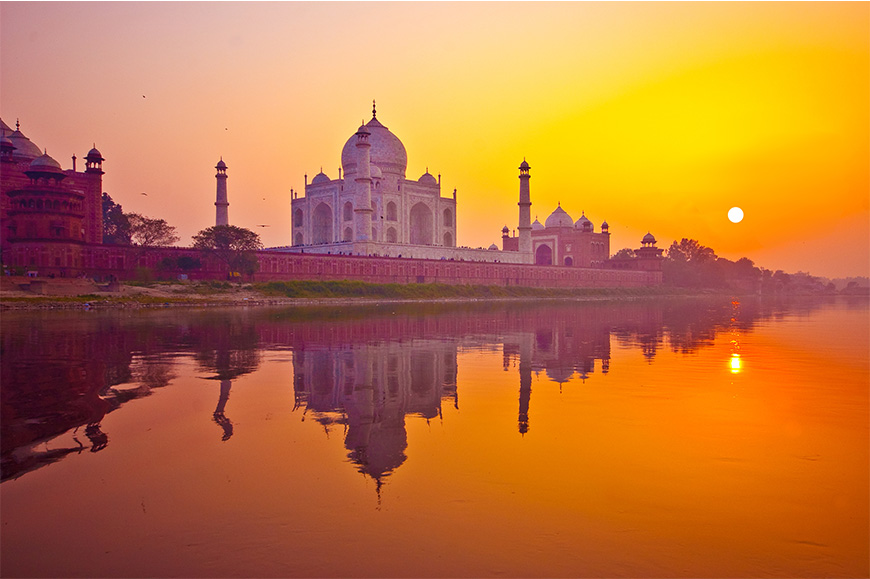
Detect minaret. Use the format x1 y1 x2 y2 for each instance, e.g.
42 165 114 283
518 159 532 260
354 120 373 244
215 158 229 226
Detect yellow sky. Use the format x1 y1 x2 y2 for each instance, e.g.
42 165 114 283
2 2 867 278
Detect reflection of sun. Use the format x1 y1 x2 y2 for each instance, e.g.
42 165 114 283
730 354 742 374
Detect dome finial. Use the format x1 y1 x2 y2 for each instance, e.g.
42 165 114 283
16 119 20 131
372 99 377 119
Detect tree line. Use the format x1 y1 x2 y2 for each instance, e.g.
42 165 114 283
102 193 262 277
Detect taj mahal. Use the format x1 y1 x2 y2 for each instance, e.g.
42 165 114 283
278 102 658 270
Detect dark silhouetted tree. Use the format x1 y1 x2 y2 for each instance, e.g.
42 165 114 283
192 225 263 278
102 193 131 245
612 248 636 259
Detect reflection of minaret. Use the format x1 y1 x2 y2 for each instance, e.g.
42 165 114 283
215 158 229 226
518 334 533 435
213 379 233 441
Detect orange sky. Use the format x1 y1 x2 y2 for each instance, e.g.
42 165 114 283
2 2 867 278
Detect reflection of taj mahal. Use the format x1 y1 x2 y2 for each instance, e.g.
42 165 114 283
286 102 663 270
292 340 458 484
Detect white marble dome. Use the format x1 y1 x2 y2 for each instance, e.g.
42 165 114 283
311 169 330 185
531 218 544 231
341 116 407 177
545 205 573 228
419 170 437 185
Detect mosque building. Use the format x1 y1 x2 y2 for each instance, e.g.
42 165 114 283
0 118 104 273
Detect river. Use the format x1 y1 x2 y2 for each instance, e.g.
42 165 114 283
1 296 867 577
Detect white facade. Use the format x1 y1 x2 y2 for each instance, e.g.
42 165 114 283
290 106 458 253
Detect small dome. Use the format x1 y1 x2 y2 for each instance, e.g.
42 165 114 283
601 220 609 229
574 212 593 231
502 225 510 233
29 150 63 172
531 218 544 231
311 169 330 185
488 243 499 250
545 205 573 228
419 170 437 185
642 232 656 244
1 136 15 151
519 159 530 170
87 146 103 161
7 125 42 159
215 158 226 169
370 164 383 179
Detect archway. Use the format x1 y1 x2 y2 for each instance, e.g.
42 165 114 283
343 227 353 242
293 208 303 227
343 201 353 222
386 201 397 221
294 232 303 246
312 203 333 244
564 256 573 266
443 208 453 227
386 227 397 243
535 244 552 265
410 203 433 245
443 232 453 247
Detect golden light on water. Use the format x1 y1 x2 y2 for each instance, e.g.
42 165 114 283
730 353 742 373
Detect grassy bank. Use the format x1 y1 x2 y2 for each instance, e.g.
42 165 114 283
253 280 694 299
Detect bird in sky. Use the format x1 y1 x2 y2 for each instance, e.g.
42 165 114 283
141 192 148 196
257 224 270 228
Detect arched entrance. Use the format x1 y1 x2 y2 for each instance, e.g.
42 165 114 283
410 202 433 245
443 232 453 247
535 244 552 265
564 256 573 266
313 203 333 244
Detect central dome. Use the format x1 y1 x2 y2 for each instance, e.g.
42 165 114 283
545 205 573 228
341 115 407 177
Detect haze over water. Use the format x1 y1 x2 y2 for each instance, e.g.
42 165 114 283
1 297 868 577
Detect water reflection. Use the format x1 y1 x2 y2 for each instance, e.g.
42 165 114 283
0 297 836 482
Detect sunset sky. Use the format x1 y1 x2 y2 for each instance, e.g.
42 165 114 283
2 2 867 278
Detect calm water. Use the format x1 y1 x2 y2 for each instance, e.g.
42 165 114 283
1 297 867 578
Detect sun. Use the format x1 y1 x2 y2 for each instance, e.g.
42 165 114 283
728 207 744 223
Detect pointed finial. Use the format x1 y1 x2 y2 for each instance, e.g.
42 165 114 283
372 99 377 119
16 119 20 130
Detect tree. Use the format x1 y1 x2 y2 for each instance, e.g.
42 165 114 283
192 225 263 277
102 192 131 244
612 248 635 259
666 238 717 264
127 213 179 248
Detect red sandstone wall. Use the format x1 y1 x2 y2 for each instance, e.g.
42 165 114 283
2 244 662 287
